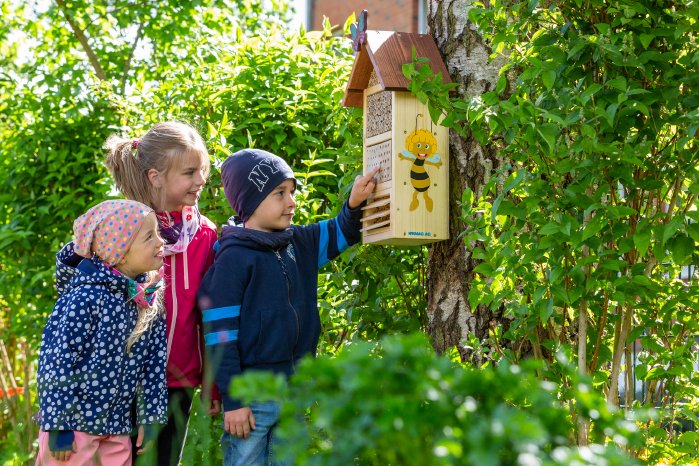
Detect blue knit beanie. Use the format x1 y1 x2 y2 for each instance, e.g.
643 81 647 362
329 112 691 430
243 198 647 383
221 149 297 223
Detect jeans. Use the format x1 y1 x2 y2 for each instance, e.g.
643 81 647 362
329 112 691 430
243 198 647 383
222 401 287 466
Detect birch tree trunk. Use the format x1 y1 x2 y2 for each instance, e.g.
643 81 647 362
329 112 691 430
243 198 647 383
425 0 506 363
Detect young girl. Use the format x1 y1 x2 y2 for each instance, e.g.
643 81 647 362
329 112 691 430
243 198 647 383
37 200 167 465
104 121 221 466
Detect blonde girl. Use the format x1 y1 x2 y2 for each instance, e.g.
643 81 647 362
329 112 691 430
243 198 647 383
104 121 220 466
37 200 167 465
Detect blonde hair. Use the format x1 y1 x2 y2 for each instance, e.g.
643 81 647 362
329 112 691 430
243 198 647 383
104 121 210 211
126 270 163 352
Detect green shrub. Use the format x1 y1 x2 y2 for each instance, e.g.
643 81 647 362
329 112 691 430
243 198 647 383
232 333 643 465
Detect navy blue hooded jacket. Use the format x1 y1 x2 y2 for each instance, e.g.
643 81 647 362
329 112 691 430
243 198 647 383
38 242 167 435
197 201 362 410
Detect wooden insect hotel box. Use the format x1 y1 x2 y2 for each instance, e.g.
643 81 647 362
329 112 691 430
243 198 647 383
344 20 452 245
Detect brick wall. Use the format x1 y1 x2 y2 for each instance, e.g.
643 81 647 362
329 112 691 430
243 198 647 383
311 0 419 33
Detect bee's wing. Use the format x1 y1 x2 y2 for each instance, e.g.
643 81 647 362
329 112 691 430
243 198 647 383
401 149 417 160
427 153 441 163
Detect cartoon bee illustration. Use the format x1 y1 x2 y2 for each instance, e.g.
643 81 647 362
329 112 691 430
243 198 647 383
399 129 442 212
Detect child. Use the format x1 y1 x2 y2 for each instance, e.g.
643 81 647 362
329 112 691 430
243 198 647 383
104 121 221 465
36 200 167 465
197 148 379 465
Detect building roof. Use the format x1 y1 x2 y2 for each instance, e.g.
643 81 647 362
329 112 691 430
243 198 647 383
343 30 452 108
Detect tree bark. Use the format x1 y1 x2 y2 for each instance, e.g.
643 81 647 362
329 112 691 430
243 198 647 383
425 0 506 363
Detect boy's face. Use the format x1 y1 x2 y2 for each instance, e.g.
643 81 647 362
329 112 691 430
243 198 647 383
245 179 296 232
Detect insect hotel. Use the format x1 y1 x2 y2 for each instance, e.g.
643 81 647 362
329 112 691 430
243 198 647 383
344 13 451 245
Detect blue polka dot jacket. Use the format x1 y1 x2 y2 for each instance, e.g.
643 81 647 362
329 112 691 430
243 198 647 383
37 242 168 435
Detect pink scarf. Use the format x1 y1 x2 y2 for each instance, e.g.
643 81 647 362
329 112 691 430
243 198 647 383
156 205 202 257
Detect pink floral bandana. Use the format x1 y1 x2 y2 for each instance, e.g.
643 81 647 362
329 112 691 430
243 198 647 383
73 200 153 266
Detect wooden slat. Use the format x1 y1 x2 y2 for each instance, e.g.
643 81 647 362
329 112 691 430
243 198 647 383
365 131 391 147
361 209 391 222
361 219 391 232
361 197 390 210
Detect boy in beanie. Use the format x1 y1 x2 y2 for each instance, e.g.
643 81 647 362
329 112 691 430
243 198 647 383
198 149 378 465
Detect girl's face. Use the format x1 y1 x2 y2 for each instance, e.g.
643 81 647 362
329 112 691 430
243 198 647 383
245 179 296 232
153 150 209 212
116 212 164 279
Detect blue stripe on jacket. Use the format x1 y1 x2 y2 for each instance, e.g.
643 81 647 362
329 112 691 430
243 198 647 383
318 218 351 268
318 219 330 267
203 306 240 322
204 330 239 346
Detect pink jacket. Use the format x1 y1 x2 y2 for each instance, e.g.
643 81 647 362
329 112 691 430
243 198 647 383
162 211 219 399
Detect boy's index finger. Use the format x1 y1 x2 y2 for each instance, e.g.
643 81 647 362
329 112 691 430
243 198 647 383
364 166 380 184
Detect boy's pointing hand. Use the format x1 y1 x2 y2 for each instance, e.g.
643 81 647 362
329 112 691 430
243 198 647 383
349 166 380 209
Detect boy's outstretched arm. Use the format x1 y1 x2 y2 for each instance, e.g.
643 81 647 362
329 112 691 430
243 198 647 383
309 166 380 268
348 166 380 209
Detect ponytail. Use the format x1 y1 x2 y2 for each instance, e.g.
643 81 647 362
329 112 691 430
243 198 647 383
104 121 210 210
104 135 161 209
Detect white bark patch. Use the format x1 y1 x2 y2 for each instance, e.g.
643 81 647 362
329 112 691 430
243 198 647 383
429 0 504 97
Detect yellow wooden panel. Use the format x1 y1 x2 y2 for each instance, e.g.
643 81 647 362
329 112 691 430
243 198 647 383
360 89 449 245
391 92 449 243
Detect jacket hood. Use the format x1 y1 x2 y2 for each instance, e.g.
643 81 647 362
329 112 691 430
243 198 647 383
219 220 294 253
55 241 133 299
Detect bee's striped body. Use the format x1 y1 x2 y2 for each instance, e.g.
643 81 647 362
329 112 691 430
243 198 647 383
410 159 430 192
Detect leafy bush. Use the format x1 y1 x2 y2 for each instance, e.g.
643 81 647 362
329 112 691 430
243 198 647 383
405 0 698 460
233 333 643 465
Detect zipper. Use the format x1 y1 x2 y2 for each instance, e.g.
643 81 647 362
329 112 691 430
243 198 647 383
273 248 299 372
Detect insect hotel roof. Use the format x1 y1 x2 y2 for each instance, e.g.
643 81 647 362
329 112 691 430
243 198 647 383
342 30 453 108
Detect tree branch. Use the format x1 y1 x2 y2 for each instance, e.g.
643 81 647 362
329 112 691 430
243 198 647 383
120 21 144 94
55 0 107 80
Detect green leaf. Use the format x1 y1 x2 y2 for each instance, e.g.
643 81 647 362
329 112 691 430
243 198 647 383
686 223 699 242
668 235 695 265
542 70 556 90
491 193 504 222
639 33 654 49
539 222 561 236
496 73 507 94
581 83 603 103
662 217 684 245
582 216 606 241
633 222 651 256
540 298 554 323
606 76 627 92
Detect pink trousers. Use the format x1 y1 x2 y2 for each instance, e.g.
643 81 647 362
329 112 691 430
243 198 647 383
36 430 131 466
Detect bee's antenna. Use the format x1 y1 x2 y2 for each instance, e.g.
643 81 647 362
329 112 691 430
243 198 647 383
415 113 423 132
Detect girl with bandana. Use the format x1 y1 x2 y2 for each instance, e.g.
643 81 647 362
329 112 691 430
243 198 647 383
104 122 220 465
36 200 167 465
